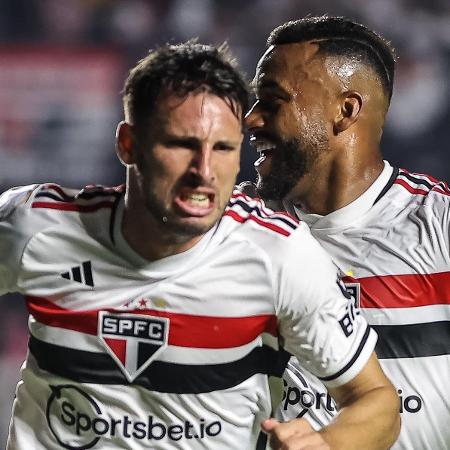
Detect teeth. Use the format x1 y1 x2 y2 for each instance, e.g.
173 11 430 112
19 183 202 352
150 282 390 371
255 140 276 153
187 193 209 206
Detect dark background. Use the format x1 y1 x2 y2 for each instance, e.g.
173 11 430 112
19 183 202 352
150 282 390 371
0 0 449 444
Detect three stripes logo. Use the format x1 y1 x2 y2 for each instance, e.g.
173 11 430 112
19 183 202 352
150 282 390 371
61 261 94 287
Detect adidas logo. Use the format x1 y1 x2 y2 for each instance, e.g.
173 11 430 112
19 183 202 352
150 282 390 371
61 261 94 287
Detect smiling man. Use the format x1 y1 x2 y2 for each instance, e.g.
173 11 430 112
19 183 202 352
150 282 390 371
2 41 399 449
245 16 450 450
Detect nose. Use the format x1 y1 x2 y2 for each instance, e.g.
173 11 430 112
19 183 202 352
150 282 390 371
191 146 213 182
245 101 264 132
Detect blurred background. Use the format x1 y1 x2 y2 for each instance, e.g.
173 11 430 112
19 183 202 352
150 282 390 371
0 0 449 444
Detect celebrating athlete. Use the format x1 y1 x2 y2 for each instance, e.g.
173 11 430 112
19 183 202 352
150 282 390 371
2 41 399 449
245 16 450 449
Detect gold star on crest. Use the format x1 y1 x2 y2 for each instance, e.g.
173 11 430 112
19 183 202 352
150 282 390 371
153 298 168 308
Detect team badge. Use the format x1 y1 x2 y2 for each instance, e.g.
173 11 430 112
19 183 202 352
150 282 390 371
98 311 169 382
344 282 361 309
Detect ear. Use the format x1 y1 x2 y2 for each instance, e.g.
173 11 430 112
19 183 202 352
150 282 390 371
116 121 136 166
333 91 362 135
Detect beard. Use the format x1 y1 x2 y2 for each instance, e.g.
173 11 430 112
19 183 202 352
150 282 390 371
256 121 328 201
135 154 221 241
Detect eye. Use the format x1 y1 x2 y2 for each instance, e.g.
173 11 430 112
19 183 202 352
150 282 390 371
164 138 199 150
214 143 237 152
258 98 281 113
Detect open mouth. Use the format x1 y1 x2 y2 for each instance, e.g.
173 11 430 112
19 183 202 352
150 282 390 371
250 136 277 167
174 190 216 217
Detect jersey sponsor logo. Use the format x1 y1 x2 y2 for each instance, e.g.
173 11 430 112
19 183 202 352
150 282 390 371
98 312 169 382
281 379 337 418
281 382 423 419
398 388 423 414
46 384 222 449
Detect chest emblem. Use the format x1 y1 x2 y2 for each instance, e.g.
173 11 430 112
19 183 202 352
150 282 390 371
98 311 169 382
343 282 361 309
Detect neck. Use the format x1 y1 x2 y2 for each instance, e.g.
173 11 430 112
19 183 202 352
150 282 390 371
289 145 384 215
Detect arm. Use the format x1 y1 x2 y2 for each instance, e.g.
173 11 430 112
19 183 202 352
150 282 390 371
0 185 36 294
263 353 400 449
266 224 400 449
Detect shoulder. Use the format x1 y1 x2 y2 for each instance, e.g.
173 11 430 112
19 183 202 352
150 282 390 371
224 190 300 238
392 169 450 229
222 189 333 268
0 184 39 220
0 183 125 243
394 168 450 205
28 183 124 213
1 183 125 219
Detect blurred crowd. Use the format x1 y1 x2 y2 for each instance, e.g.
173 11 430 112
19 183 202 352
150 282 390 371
0 0 449 445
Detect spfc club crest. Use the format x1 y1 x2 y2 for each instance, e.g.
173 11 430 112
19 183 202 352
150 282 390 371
98 311 169 382
343 282 361 309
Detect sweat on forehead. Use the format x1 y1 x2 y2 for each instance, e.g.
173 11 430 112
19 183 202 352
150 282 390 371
253 42 324 91
258 42 321 71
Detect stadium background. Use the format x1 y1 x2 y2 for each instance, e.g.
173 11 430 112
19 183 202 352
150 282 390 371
0 0 448 444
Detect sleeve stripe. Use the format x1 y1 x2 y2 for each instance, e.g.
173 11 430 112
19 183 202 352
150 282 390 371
317 324 371 382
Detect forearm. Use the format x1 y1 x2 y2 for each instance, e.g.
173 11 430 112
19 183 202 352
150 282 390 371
320 363 400 449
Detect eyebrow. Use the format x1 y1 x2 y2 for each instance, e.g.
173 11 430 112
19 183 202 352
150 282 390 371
162 134 241 147
254 79 291 100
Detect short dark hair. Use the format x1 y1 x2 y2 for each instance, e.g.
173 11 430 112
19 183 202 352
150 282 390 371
268 16 396 102
123 41 249 129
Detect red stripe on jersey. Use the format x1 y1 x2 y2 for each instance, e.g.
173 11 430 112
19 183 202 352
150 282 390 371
345 272 450 308
394 179 429 196
25 296 278 348
401 168 450 191
396 176 450 197
224 209 291 236
31 200 115 212
231 192 300 224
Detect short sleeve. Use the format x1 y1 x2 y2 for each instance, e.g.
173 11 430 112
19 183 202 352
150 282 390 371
273 223 377 388
0 185 37 294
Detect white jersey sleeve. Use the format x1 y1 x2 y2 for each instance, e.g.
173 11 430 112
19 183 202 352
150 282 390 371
0 185 38 294
272 222 377 388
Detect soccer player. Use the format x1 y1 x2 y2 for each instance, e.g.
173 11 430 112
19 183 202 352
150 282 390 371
1 42 399 449
245 16 450 450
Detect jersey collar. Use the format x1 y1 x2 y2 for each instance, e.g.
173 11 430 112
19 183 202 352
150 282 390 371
293 160 394 230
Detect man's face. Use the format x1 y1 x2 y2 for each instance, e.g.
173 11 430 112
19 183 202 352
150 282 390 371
133 91 243 239
246 42 333 201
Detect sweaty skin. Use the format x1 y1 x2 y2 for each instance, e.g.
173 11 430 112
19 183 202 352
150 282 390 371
117 91 243 261
247 42 386 215
246 41 400 450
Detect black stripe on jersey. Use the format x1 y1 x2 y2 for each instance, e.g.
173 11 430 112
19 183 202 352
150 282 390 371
256 432 268 450
35 192 72 202
373 167 399 205
77 188 123 200
373 321 450 359
230 198 297 230
318 324 371 382
29 336 291 394
399 171 435 191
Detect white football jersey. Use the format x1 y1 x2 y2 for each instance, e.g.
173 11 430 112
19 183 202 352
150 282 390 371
279 161 450 450
0 184 376 450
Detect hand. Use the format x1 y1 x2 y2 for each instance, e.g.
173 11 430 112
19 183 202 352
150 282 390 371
262 418 331 450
